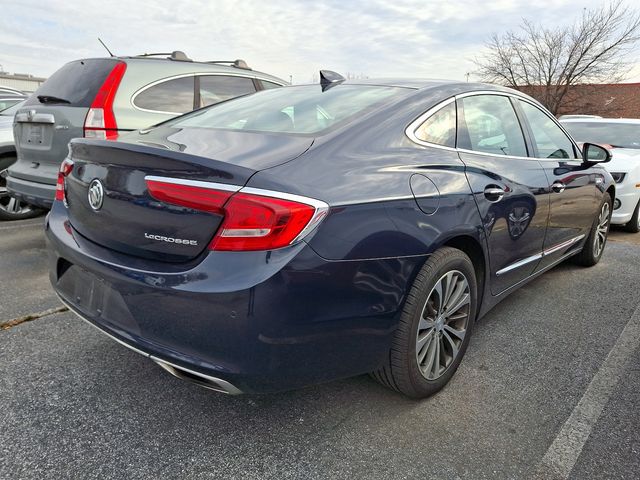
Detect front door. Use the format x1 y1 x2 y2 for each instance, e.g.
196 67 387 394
514 100 599 270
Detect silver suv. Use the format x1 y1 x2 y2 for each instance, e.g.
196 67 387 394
7 52 286 208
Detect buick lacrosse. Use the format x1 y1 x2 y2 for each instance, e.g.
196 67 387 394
47 73 614 398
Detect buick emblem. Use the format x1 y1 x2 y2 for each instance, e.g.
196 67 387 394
27 109 36 121
87 179 104 211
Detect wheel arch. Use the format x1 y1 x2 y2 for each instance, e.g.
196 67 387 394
606 184 615 203
441 234 487 320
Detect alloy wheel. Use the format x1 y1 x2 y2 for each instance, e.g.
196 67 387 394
416 270 470 380
593 201 610 258
0 168 35 217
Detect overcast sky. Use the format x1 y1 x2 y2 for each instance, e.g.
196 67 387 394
2 0 639 84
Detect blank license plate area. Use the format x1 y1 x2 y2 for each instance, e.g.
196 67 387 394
20 123 53 149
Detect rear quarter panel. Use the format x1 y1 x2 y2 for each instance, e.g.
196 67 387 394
246 92 485 261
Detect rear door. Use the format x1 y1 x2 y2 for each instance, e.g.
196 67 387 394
457 93 550 295
12 59 120 185
515 99 599 270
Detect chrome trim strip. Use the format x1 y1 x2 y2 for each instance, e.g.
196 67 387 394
144 175 242 192
405 97 457 151
496 253 542 276
543 234 586 256
59 295 242 395
496 234 586 276
130 72 287 115
60 295 150 357
238 186 330 244
404 89 582 161
143 178 330 245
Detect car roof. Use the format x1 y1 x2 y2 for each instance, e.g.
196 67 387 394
298 78 521 95
560 117 640 124
65 56 287 85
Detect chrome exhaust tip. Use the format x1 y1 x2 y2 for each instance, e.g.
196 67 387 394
151 357 242 395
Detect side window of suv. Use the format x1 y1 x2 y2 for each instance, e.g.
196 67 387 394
518 100 579 159
458 95 528 157
414 101 456 147
134 76 195 114
198 76 256 107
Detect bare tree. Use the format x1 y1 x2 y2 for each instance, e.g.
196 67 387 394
475 1 640 115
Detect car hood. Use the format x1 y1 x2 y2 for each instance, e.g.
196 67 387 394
607 147 640 172
0 115 14 130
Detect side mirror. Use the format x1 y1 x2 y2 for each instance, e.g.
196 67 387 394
582 142 611 163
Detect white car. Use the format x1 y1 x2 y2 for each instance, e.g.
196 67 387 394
561 118 640 232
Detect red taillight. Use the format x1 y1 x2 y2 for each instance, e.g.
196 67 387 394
212 192 316 251
145 179 235 215
83 61 127 140
55 158 74 202
145 178 328 251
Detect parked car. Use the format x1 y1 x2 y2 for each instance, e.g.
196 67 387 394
47 75 614 398
0 96 27 112
0 86 27 97
0 101 43 220
7 52 286 210
561 117 640 232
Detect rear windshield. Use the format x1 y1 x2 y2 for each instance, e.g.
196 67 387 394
25 59 119 107
168 84 409 135
562 121 640 149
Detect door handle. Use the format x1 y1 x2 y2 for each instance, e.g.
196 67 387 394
484 186 505 202
551 182 566 193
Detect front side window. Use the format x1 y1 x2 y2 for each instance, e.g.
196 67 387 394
519 101 578 159
134 77 195 114
458 95 528 157
414 101 456 147
198 75 256 107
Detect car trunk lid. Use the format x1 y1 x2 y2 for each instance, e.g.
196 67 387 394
64 132 313 262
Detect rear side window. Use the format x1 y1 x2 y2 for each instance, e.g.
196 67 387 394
134 77 195 114
519 101 578 159
260 80 282 90
198 75 256 107
414 102 456 147
458 95 528 157
24 59 119 107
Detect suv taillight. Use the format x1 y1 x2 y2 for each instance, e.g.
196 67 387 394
83 62 127 139
55 158 74 203
145 178 328 251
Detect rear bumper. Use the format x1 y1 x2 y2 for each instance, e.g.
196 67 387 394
6 174 55 209
46 203 425 393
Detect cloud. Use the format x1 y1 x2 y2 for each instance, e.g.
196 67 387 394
0 0 638 84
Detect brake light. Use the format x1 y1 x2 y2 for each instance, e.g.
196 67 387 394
83 62 126 140
55 158 74 202
145 178 328 251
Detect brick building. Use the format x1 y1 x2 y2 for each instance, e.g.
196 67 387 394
520 83 640 118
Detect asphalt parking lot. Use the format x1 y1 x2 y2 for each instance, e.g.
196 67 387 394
1 216 639 479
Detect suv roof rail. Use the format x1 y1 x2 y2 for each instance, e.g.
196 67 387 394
204 59 252 70
134 51 193 62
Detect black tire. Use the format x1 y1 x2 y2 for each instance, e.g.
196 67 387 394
574 192 612 267
0 158 44 221
624 199 640 233
372 247 478 398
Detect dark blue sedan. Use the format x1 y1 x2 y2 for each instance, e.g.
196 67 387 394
46 73 615 398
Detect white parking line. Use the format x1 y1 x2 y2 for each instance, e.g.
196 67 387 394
535 302 640 479
0 220 44 231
